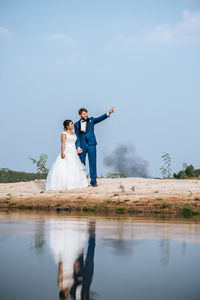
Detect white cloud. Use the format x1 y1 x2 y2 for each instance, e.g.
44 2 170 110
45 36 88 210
45 33 72 42
0 26 12 38
108 9 200 48
146 9 200 43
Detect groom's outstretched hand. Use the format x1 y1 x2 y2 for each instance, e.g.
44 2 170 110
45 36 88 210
77 147 83 154
109 107 115 114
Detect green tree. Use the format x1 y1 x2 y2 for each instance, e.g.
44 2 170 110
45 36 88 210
185 164 196 178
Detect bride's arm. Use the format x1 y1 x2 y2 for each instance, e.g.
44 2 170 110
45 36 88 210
61 134 66 159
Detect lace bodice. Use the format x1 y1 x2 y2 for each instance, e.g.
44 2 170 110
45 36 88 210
62 131 77 147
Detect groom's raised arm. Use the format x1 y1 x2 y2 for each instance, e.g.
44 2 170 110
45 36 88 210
74 123 81 148
93 113 109 125
93 108 115 125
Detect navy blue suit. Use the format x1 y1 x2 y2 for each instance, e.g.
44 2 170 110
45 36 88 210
74 113 110 185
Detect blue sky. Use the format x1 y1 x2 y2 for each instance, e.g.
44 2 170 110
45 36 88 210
0 0 200 177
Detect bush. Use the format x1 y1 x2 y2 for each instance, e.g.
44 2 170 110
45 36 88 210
106 172 127 178
0 168 46 183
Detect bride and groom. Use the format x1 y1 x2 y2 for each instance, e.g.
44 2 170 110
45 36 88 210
45 107 115 191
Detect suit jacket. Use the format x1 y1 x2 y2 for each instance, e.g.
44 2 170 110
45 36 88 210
74 113 109 148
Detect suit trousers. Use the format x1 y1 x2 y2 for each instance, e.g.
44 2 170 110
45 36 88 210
79 143 97 185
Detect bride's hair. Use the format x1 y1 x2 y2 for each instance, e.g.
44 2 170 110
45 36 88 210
63 120 73 130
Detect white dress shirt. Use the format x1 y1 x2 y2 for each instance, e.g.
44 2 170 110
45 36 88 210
80 111 110 132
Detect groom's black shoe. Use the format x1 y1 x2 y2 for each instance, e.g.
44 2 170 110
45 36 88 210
91 183 98 187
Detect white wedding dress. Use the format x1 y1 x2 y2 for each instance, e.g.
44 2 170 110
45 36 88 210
45 131 88 191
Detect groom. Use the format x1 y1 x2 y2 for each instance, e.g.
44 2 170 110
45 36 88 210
74 107 115 187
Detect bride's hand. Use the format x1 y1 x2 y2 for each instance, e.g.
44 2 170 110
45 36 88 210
61 153 65 159
77 147 82 154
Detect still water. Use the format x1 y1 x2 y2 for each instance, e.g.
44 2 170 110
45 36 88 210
0 210 200 300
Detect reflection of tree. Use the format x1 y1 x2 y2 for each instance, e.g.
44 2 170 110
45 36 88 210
181 241 186 255
102 223 140 256
160 238 170 266
34 220 45 254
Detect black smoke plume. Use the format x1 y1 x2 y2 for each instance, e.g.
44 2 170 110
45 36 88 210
104 143 149 178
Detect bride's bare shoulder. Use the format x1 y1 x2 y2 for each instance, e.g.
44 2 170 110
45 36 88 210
61 132 67 138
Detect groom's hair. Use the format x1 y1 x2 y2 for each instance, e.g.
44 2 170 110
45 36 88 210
79 108 88 115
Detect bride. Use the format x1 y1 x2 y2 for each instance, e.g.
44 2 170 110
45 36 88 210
45 120 88 191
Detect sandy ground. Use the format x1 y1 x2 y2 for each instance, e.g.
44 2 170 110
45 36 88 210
0 178 200 214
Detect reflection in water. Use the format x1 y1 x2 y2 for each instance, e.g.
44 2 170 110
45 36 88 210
70 222 95 300
47 219 95 299
48 219 88 299
33 220 45 254
160 238 170 266
0 211 200 300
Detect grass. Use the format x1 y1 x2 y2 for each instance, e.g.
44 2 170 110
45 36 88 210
17 204 33 209
123 199 130 202
180 206 194 215
8 202 17 206
116 207 126 213
2 200 10 203
55 203 62 207
194 197 200 201
160 203 171 209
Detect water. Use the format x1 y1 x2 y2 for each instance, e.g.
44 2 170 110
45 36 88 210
0 211 200 300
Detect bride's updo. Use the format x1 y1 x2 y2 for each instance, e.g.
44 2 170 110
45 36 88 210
63 120 73 130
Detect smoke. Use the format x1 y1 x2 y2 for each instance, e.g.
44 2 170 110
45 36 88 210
103 143 149 178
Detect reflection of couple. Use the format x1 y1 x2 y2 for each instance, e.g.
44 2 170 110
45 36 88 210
48 220 96 300
45 107 115 190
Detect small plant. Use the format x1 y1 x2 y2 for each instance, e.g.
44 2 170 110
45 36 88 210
28 153 48 177
119 184 125 193
55 203 62 207
131 185 135 192
160 152 172 179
